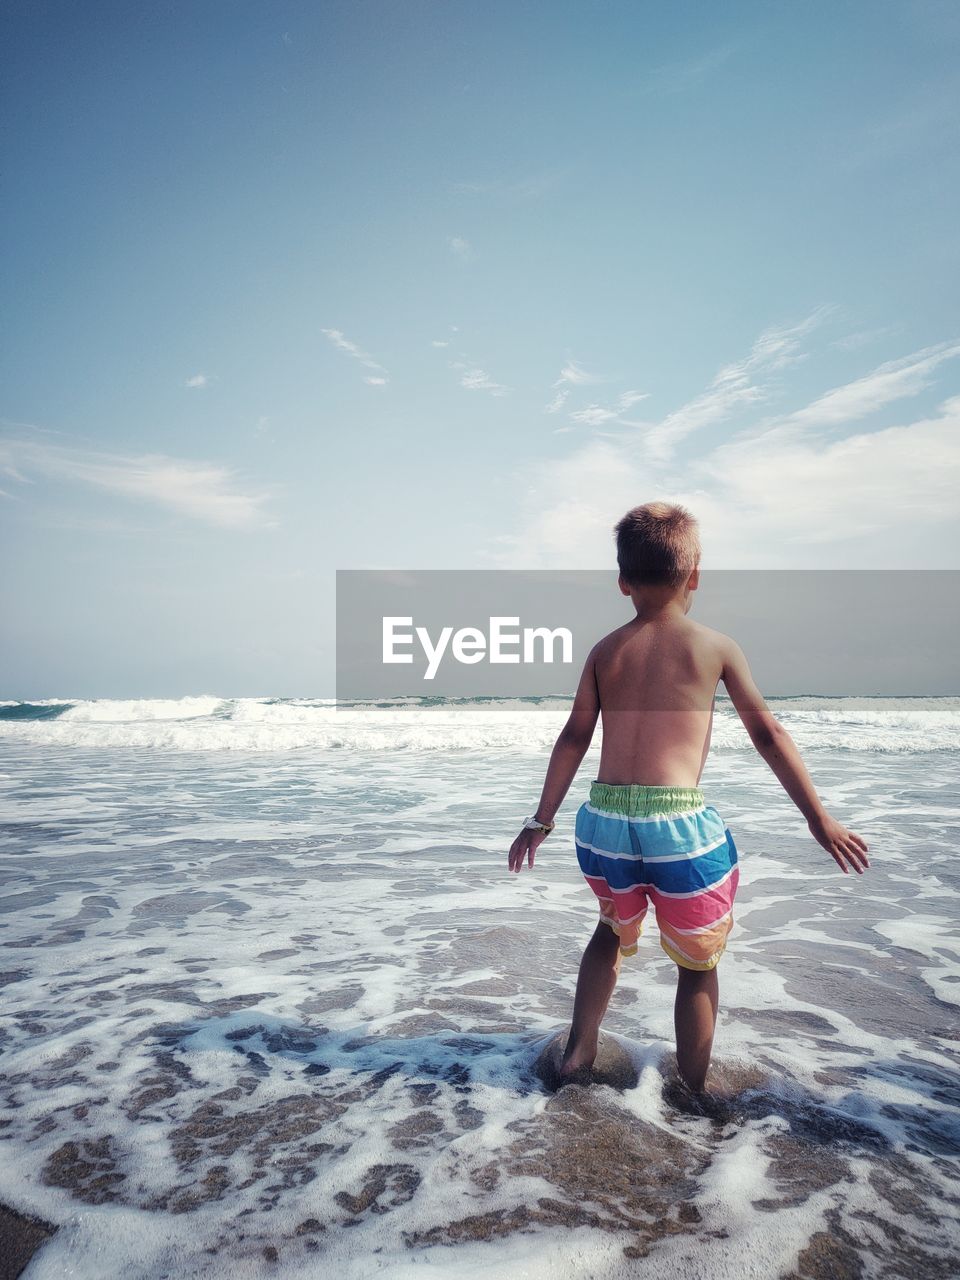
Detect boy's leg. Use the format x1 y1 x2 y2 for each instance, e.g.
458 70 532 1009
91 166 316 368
559 921 622 1078
674 965 719 1092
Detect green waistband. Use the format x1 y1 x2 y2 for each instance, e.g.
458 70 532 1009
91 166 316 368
589 782 705 817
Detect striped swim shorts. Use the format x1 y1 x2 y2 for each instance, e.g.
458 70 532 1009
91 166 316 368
575 782 739 971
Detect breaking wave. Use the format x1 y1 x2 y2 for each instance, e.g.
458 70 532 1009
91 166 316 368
0 695 958 753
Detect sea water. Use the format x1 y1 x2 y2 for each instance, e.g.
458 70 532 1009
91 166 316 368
1 696 958 1278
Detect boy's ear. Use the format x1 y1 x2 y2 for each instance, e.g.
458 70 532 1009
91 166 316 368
688 565 700 591
617 574 631 597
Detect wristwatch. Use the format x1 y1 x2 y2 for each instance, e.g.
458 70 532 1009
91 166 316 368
523 815 555 835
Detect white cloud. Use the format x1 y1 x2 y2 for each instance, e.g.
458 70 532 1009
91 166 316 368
364 375 388 386
448 350 510 397
0 436 271 529
489 329 960 570
565 389 650 428
321 328 389 382
691 393 960 557
431 340 450 348
641 311 826 460
569 404 621 427
545 390 569 414
489 438 656 567
774 341 960 431
449 236 471 258
554 360 600 387
459 367 509 396
185 373 210 389
617 390 649 411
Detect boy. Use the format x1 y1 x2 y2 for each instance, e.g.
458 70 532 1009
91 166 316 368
507 502 869 1094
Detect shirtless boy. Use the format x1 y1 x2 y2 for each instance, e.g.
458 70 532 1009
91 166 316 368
507 502 870 1093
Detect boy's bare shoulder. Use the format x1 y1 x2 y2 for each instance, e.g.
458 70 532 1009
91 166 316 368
684 619 740 658
589 619 638 656
589 617 737 660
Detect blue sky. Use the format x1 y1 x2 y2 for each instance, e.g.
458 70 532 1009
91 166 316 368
2 0 959 696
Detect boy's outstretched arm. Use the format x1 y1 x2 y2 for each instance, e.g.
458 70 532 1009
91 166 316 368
721 637 870 875
507 646 600 873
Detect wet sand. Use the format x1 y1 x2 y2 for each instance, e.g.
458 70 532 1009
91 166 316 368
0 1203 55 1280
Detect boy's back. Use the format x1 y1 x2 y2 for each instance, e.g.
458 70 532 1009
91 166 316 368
593 613 725 788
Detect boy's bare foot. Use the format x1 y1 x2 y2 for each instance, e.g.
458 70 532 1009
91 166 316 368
663 1073 738 1123
557 1063 594 1087
558 1037 598 1083
559 1052 595 1078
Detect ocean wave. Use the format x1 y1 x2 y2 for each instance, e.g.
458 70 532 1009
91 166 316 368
0 695 958 753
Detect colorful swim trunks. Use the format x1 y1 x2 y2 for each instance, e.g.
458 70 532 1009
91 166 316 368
575 782 739 971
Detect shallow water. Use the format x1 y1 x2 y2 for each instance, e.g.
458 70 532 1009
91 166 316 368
1 699 959 1278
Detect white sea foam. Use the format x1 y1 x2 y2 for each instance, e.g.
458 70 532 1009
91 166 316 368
58 695 228 722
0 695 958 753
1 720 958 1277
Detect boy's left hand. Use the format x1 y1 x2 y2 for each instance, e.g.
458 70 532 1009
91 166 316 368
807 812 870 874
508 828 548 873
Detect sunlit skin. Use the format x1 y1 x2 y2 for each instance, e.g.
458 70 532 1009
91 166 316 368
508 565 869 1092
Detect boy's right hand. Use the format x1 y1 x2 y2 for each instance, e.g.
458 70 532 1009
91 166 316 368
808 813 870 874
508 828 549 873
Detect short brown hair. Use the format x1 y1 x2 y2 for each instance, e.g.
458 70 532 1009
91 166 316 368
614 502 701 588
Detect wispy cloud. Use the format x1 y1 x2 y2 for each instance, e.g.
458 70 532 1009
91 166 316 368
831 325 900 352
547 357 646 421
644 42 739 95
444 168 569 201
617 390 649 411
321 328 390 384
458 366 509 396
185 373 211 389
446 343 510 397
431 324 460 349
640 311 827 460
554 360 601 388
568 390 650 429
448 236 472 259
569 406 620 427
0 435 271 529
774 341 960 432
1 460 32 484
